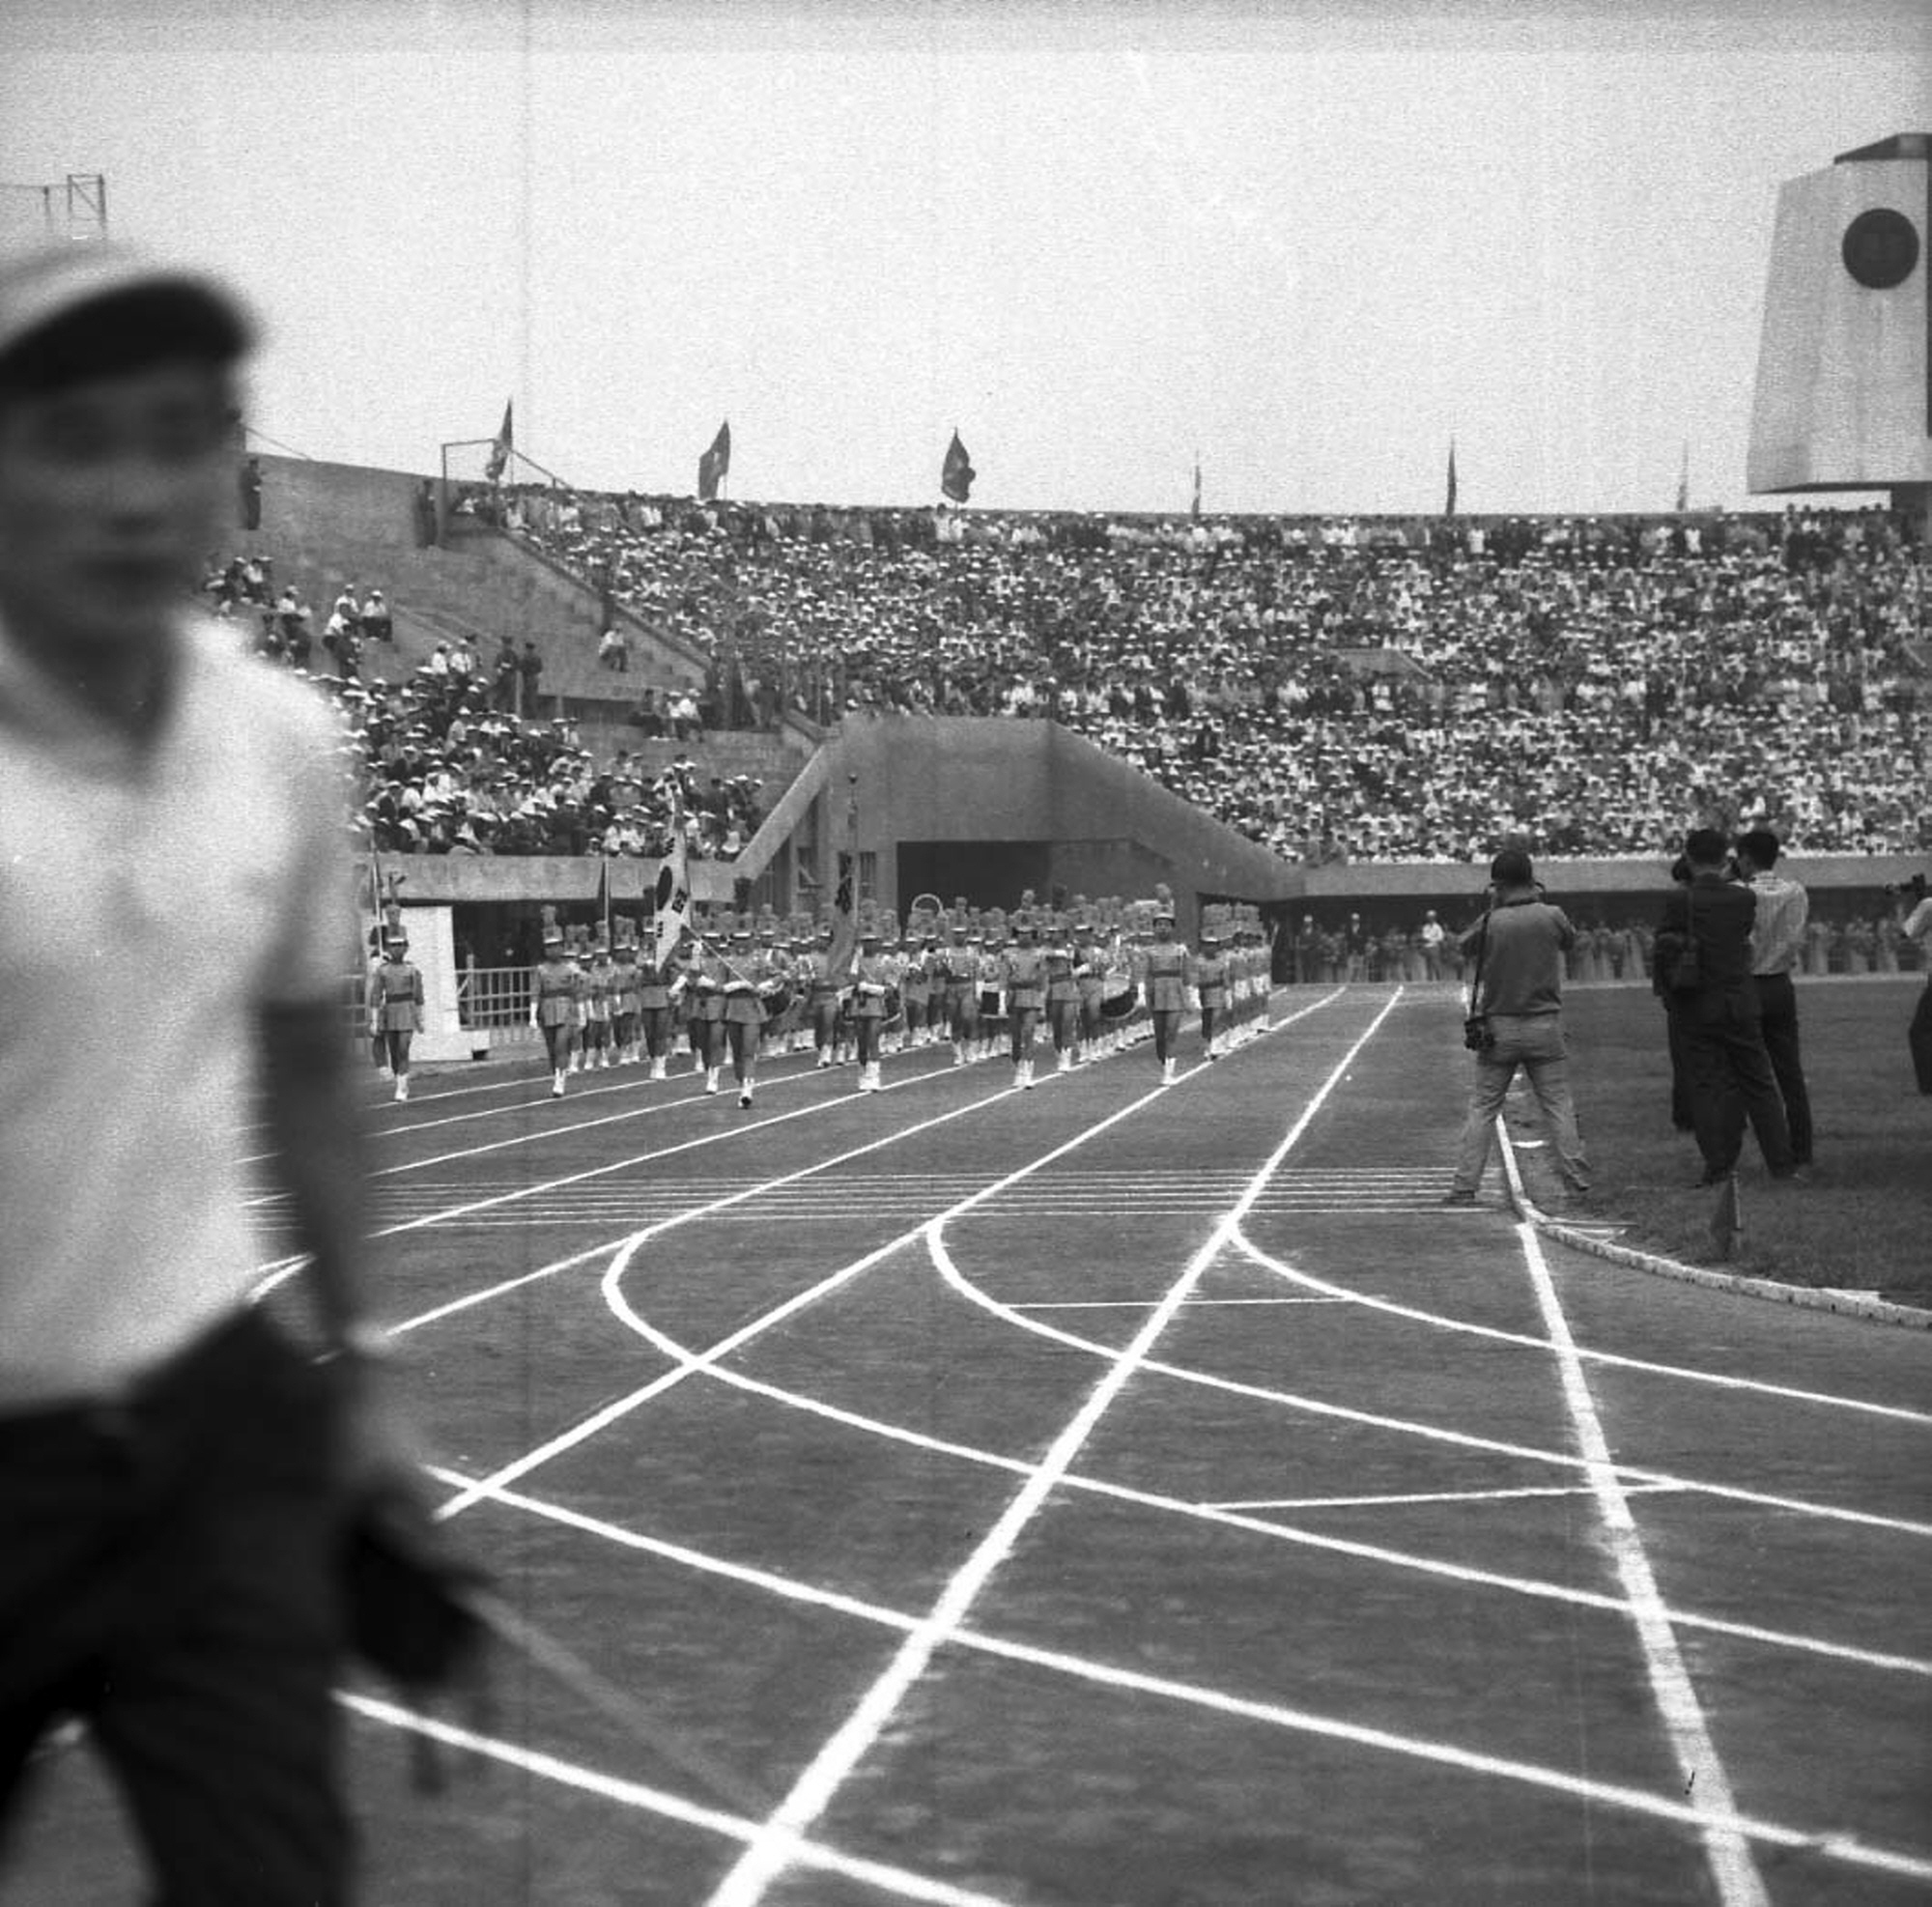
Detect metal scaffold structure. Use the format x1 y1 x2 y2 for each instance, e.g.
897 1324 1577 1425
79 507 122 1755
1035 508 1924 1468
0 172 108 247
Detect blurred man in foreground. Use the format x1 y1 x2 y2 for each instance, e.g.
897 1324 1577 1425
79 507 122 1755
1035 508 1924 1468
0 243 417 1904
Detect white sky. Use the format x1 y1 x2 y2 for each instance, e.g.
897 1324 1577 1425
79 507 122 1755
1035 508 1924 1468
2 0 1925 515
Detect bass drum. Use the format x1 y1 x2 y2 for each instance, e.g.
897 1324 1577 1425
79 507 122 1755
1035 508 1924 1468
977 984 1005 1019
756 976 795 1029
1098 974 1138 1022
880 984 903 1032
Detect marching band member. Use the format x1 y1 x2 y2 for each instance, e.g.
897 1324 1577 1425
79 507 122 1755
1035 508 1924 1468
1075 925 1107 1063
637 929 677 1077
1043 920 1082 1073
937 919 982 1067
851 925 893 1093
530 910 579 1097
1141 895 1192 1085
688 930 728 1095
582 932 614 1070
999 915 1047 1090
897 929 930 1052
365 910 424 1101
800 922 843 1068
1196 927 1228 1060
609 921 642 1066
722 925 781 1108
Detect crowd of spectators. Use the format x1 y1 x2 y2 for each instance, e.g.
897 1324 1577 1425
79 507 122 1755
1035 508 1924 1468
199 552 761 859
493 488 1927 862
341 666 763 859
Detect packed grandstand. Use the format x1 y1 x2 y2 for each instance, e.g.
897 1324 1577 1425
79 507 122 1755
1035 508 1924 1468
207 486 1929 885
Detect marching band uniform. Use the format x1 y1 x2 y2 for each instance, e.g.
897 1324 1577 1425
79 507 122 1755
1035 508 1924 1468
636 946 676 1077
722 929 774 1108
531 927 580 1097
851 932 892 1092
610 938 642 1066
800 930 844 1067
898 935 931 1050
1043 933 1082 1072
366 929 424 1101
1196 933 1228 1059
1076 935 1107 1059
936 929 982 1067
999 926 1047 1089
582 945 614 1069
689 942 728 1094
1142 912 1193 1084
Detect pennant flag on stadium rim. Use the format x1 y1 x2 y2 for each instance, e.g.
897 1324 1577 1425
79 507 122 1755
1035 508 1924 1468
697 420 731 501
485 399 514 482
651 804 693 971
1675 440 1690 513
941 429 976 503
594 855 611 939
1443 436 1458 517
1191 456 1202 520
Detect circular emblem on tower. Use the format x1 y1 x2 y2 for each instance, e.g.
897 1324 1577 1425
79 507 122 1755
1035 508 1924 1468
1840 207 1919 289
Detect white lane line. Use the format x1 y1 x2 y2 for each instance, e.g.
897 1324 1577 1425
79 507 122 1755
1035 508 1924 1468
339 1694 1013 1907
1518 1220 1769 1907
610 1282 1932 1681
938 1240 1932 1541
1011 1297 1347 1310
1228 1231 1932 1428
698 992 1406 1907
425 1482 1932 1888
1208 1483 1689 1511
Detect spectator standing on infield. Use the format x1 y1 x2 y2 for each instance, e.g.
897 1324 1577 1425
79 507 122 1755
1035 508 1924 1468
1419 908 1446 980
1734 827 1813 1166
0 245 428 1903
1442 849 1591 1207
1657 828 1798 1185
1897 878 1932 1093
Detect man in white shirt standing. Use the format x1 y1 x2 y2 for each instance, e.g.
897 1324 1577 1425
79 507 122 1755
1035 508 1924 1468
1896 872 1932 1094
0 243 426 1904
1735 828 1813 1165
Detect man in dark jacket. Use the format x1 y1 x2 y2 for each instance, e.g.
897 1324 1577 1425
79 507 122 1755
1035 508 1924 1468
1657 828 1797 1184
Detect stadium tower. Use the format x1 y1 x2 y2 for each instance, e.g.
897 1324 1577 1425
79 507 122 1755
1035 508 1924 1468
1747 133 1931 539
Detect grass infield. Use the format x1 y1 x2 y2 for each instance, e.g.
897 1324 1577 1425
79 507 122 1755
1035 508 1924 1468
1517 979 1929 1306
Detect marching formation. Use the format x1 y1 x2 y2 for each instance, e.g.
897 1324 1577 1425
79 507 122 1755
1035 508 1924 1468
497 886 1277 1103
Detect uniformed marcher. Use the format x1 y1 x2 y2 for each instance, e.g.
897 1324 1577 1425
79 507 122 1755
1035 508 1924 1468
365 906 424 1101
1141 891 1193 1084
1195 928 1228 1060
609 919 642 1067
850 924 893 1092
530 907 580 1097
800 922 844 1068
581 931 614 1071
935 918 983 1067
721 925 776 1108
686 927 729 1094
1042 920 1082 1073
999 916 1047 1089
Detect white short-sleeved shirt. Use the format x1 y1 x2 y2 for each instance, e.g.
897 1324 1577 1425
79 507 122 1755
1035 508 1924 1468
0 612 355 1409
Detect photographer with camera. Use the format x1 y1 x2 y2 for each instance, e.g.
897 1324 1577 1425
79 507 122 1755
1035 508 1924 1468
1656 828 1797 1186
1442 849 1591 1209
1889 872 1932 1093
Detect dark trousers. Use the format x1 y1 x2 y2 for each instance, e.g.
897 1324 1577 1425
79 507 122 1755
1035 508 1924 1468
1674 982 1795 1178
1662 997 1692 1129
1912 982 1932 1095
1753 971 1813 1162
0 1310 349 1906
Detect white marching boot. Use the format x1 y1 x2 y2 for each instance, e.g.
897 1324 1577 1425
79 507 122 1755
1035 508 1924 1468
649 1055 667 1079
704 1067 721 1096
1161 1056 1177 1085
551 1069 566 1098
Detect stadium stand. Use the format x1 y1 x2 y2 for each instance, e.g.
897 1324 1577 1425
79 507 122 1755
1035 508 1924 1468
503 490 1928 863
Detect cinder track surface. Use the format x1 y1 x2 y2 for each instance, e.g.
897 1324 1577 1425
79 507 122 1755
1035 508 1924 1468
11 989 1929 1906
